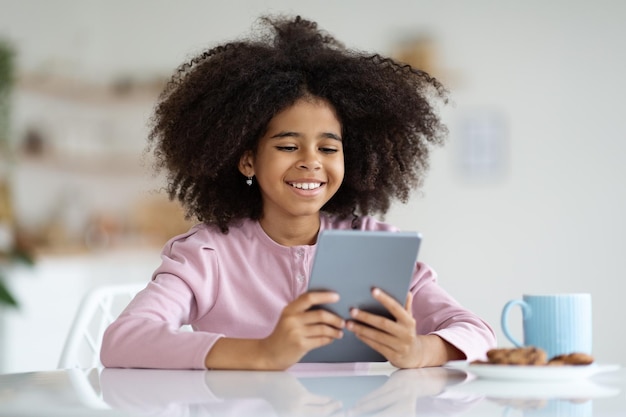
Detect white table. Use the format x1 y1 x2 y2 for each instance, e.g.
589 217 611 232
0 363 623 416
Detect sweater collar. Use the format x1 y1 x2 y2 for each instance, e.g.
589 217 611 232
249 218 325 253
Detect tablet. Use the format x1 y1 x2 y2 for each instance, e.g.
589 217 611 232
299 229 422 363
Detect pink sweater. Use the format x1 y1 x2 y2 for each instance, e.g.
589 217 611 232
101 216 495 369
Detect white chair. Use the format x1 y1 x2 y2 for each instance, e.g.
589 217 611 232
58 282 146 369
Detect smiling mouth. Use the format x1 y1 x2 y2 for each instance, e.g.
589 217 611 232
288 182 323 190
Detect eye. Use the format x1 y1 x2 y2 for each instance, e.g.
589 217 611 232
276 146 298 152
319 147 339 154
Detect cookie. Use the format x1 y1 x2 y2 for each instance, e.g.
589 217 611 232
485 346 548 365
479 347 595 366
548 352 594 366
546 358 567 366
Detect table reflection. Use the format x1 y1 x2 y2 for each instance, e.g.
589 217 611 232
93 365 623 417
446 375 620 417
98 365 478 416
0 365 621 417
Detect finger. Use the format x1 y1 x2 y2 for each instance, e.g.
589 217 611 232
349 320 419 368
371 288 413 324
295 325 343 352
285 291 340 314
347 309 415 355
303 323 344 341
347 317 395 344
303 308 345 329
404 291 413 313
349 307 402 336
348 323 397 356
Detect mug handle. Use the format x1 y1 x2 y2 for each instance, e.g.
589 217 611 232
501 299 530 348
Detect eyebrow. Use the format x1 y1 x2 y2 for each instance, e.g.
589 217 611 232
269 131 343 141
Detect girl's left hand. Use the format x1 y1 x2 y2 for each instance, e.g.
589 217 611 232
345 288 423 369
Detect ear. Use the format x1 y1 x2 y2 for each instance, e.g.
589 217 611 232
238 150 255 177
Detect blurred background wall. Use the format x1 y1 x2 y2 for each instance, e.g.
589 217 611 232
0 0 624 372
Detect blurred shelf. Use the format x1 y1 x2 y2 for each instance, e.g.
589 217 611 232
12 73 163 178
31 240 164 258
16 153 152 177
15 73 165 107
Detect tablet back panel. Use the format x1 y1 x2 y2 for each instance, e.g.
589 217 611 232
300 230 421 363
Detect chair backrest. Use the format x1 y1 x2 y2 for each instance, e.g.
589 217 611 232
58 282 146 369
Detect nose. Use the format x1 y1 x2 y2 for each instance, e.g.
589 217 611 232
297 148 321 170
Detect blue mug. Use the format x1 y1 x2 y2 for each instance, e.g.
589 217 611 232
501 294 592 359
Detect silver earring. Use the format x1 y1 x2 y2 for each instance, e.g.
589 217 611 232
246 176 253 186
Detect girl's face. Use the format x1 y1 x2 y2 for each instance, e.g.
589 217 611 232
239 98 344 224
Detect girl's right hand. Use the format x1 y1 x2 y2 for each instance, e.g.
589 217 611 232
259 291 345 369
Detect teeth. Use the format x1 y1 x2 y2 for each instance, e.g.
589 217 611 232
290 182 322 190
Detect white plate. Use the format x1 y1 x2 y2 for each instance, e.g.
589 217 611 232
444 360 620 381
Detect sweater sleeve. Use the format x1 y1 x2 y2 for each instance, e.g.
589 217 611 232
410 262 496 362
101 232 224 369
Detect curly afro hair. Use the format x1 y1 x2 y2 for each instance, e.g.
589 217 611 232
148 15 448 232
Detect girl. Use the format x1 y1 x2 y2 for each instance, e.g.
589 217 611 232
101 15 496 370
